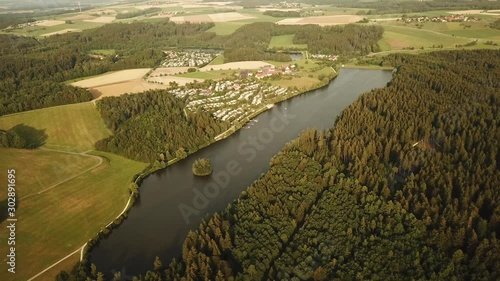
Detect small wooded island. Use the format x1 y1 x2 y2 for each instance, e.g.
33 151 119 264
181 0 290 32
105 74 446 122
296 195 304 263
192 158 212 176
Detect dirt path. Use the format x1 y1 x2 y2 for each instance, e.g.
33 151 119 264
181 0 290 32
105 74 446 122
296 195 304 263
20 148 103 200
26 248 82 281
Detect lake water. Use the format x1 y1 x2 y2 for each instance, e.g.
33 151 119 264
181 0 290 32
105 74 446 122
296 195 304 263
90 68 393 277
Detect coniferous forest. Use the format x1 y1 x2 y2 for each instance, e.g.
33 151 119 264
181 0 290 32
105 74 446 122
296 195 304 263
117 50 498 280
95 91 229 163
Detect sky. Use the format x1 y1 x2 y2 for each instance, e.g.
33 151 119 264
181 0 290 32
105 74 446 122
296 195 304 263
0 0 120 9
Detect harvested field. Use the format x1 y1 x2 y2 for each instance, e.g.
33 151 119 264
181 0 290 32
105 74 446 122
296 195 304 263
147 76 202 86
277 18 302 25
150 67 191 76
170 14 212 23
63 14 95 20
258 8 301 12
40 28 79 37
181 4 213 8
91 80 167 99
171 12 255 23
84 16 115 23
36 20 65 26
209 12 255 22
200 61 271 71
277 15 364 26
448 10 499 15
71 69 151 88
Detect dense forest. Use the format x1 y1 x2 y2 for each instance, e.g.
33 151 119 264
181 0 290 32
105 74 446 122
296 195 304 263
95 90 229 163
119 50 496 280
263 10 301 18
293 24 383 55
224 23 383 61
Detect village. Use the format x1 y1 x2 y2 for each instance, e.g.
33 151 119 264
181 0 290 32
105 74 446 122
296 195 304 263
310 54 339 61
169 79 294 124
161 50 220 67
399 14 481 23
239 63 298 79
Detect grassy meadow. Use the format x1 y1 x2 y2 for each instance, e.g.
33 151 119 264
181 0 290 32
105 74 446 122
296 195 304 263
378 25 473 50
0 102 147 280
0 102 111 152
0 150 147 281
207 22 245 35
269 34 308 50
176 69 238 80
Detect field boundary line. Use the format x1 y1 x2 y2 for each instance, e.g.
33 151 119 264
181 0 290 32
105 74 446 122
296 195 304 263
20 148 103 200
27 163 137 281
26 248 82 281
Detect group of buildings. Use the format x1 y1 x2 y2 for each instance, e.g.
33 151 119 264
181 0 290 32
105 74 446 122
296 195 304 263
310 54 339 61
399 14 481 23
240 64 297 79
170 79 292 123
161 51 219 67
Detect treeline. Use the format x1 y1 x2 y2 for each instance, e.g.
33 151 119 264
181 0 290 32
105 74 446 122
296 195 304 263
0 129 26 148
294 24 383 55
224 48 292 62
309 0 500 14
117 49 497 280
490 19 500 30
95 90 229 163
222 22 384 62
0 124 47 149
115 7 162 19
263 10 301 17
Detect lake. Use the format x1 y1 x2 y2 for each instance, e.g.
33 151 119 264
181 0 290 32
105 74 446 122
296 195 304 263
90 68 393 277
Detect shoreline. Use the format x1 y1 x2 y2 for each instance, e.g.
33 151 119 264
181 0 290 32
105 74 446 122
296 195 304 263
77 70 340 267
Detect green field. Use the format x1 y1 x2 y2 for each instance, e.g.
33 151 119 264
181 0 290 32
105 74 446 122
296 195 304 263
0 102 111 152
379 25 473 50
0 149 147 281
0 101 147 280
2 20 105 37
270 59 336 89
207 22 245 35
208 54 225 65
386 21 500 41
0 148 98 197
269 34 308 50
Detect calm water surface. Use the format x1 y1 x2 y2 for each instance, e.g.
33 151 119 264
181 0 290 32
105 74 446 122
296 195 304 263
90 68 393 276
